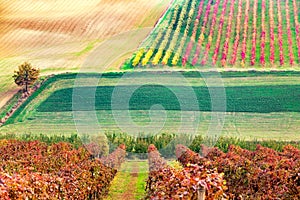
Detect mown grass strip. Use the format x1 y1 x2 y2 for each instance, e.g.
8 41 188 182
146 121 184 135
104 161 148 200
104 161 133 200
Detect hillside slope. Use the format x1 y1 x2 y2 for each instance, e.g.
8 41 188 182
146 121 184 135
0 0 171 108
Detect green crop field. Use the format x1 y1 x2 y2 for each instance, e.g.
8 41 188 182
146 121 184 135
37 84 300 113
1 72 300 141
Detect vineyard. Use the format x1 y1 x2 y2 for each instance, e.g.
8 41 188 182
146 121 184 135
0 138 299 199
0 140 126 199
1 0 300 198
147 144 300 199
128 0 300 68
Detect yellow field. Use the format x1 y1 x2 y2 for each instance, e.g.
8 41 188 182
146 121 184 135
0 0 170 108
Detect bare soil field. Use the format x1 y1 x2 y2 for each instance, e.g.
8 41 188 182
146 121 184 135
0 0 170 108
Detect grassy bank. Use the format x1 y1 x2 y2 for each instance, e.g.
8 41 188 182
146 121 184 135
0 71 300 140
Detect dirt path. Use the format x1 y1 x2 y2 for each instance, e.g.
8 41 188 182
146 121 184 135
105 161 148 200
122 162 140 199
0 89 19 109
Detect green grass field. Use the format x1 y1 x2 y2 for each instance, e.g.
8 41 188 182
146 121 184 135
1 71 300 141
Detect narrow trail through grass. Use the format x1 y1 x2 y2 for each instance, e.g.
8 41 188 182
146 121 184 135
105 161 148 200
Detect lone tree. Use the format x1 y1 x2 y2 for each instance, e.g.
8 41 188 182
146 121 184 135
13 62 40 93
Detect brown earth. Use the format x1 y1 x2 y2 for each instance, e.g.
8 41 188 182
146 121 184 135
122 162 140 199
0 0 171 108
0 89 19 109
0 0 169 57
